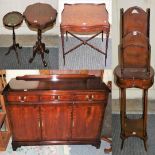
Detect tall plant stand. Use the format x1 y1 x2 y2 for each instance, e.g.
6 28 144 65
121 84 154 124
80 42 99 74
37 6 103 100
114 66 154 151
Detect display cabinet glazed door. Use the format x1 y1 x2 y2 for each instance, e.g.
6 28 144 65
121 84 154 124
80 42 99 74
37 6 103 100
40 103 72 140
72 102 104 140
7 105 41 141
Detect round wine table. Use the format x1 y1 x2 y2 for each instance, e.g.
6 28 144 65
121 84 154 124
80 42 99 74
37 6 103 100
23 3 57 67
3 11 23 64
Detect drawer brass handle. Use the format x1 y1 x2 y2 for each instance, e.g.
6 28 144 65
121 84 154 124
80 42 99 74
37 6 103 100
91 95 94 99
38 120 41 128
18 96 27 102
86 95 94 101
53 95 60 101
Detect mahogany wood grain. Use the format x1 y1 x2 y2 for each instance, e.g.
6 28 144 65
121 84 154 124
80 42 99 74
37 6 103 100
72 103 105 140
7 105 41 141
114 6 153 151
41 104 72 140
3 75 110 150
120 7 150 72
60 3 110 65
39 70 104 79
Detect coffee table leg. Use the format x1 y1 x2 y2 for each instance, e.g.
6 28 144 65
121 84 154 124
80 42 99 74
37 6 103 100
61 28 65 65
66 31 68 42
102 31 104 42
105 32 109 66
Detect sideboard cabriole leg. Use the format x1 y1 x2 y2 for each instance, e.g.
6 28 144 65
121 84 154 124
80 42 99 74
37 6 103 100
92 141 101 149
12 142 20 151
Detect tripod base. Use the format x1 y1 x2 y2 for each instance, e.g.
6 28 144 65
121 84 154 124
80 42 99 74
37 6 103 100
29 41 49 67
5 43 22 64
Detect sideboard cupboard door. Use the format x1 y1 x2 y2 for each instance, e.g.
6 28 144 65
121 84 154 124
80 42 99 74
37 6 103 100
7 105 41 141
72 103 104 140
41 104 72 140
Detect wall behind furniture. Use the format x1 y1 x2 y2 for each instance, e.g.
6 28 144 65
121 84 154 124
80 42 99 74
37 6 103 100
0 0 112 35
112 0 155 99
0 0 58 35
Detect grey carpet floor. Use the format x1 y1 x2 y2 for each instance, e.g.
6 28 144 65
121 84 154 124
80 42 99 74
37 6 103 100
59 37 112 69
0 47 59 69
113 114 155 155
2 139 111 155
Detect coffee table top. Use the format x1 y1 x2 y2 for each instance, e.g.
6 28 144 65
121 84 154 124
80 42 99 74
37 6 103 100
3 11 23 28
23 3 57 29
61 3 109 28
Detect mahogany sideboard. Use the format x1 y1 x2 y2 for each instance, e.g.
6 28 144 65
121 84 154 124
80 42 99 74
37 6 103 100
2 74 110 150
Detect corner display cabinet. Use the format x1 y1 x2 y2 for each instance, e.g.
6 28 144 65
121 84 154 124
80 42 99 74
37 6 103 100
2 74 110 150
114 6 154 151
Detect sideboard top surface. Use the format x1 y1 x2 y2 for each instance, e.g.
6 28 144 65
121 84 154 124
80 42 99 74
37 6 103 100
3 76 109 92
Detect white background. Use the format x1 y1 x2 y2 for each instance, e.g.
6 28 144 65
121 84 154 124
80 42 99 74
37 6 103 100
0 0 112 35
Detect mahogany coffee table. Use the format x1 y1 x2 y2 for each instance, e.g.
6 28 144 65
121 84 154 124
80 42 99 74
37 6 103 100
3 11 23 64
24 3 57 67
60 3 110 66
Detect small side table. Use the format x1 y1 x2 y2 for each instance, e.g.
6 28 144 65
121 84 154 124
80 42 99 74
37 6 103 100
23 3 57 67
61 3 110 66
3 11 23 64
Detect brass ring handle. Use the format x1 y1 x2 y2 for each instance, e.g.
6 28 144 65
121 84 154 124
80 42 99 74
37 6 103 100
86 95 89 99
91 95 94 99
86 95 94 101
18 96 27 102
53 95 60 101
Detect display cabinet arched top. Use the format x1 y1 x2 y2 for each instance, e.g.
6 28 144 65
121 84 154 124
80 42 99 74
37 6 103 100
120 6 150 74
121 6 150 37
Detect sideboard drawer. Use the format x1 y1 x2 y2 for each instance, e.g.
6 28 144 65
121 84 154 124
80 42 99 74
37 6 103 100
74 93 106 101
7 95 39 102
40 95 73 101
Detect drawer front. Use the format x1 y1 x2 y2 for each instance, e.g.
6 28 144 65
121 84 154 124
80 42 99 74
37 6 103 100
40 95 73 101
74 93 106 101
7 95 39 102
